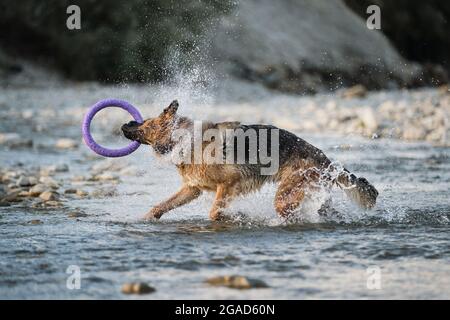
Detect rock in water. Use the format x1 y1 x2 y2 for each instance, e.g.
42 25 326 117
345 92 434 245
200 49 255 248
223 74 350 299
39 177 60 189
16 176 38 187
55 138 78 149
67 211 88 218
75 189 88 197
0 133 32 148
64 188 77 194
39 191 58 201
28 219 43 225
121 282 155 295
29 184 48 197
206 275 268 289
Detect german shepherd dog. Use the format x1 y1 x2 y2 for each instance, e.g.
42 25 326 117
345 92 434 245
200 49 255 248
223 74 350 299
122 100 378 221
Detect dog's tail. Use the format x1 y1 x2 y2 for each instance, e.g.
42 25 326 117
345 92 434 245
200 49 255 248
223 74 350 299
334 169 378 209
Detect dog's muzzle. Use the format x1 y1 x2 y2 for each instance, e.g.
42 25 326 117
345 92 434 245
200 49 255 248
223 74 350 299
121 121 142 141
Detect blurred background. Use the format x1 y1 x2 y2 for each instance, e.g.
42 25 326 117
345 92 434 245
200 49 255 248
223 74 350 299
0 0 449 92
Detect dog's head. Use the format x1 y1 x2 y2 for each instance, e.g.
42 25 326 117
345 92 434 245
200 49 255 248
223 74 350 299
121 100 179 154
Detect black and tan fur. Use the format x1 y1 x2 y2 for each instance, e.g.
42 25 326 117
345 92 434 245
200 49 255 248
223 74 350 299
122 100 378 221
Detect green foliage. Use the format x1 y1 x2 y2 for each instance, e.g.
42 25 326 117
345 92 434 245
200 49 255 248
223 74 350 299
0 0 233 81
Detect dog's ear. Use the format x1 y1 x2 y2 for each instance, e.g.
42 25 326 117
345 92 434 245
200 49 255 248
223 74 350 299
161 100 179 118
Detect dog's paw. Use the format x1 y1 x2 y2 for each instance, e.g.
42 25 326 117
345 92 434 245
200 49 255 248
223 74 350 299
142 213 159 221
143 207 163 221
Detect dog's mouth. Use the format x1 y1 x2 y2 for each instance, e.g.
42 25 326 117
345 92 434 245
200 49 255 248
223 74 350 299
121 121 144 143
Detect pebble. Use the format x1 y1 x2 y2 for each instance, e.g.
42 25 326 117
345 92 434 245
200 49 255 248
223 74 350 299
16 176 38 187
29 184 48 197
45 200 62 207
68 211 88 218
0 133 32 148
75 189 88 197
64 188 77 194
41 164 69 175
90 187 117 198
28 219 43 225
1 191 22 203
94 173 117 181
71 175 88 182
55 138 78 149
206 275 268 289
121 282 155 295
39 177 60 189
18 190 30 197
39 191 58 201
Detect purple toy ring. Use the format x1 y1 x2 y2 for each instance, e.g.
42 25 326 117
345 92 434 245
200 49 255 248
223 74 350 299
82 99 143 157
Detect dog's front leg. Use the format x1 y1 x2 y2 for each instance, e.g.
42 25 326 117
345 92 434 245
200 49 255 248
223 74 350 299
209 184 236 221
144 185 201 220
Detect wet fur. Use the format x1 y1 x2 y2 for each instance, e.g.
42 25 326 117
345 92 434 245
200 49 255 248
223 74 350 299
122 100 378 220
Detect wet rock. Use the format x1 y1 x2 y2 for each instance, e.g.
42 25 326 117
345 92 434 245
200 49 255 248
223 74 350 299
91 159 127 174
39 177 59 189
41 164 69 175
75 189 88 197
54 163 69 172
121 282 155 295
71 175 88 182
64 188 77 194
2 171 21 183
55 138 78 149
18 190 30 197
16 176 38 187
93 172 118 181
28 219 43 225
91 186 117 198
29 184 48 197
44 200 62 207
1 191 22 203
0 133 32 148
39 191 58 201
68 211 88 218
206 275 268 289
21 109 34 120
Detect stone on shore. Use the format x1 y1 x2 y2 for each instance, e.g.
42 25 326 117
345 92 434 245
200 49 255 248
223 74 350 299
16 176 38 187
0 133 32 148
39 191 58 201
121 282 155 295
206 275 268 289
29 184 48 197
55 138 78 149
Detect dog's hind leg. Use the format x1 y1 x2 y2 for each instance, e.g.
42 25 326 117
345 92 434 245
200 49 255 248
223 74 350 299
209 184 237 221
144 185 201 220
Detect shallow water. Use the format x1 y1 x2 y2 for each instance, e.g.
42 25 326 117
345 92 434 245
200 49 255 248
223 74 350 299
1 129 449 299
